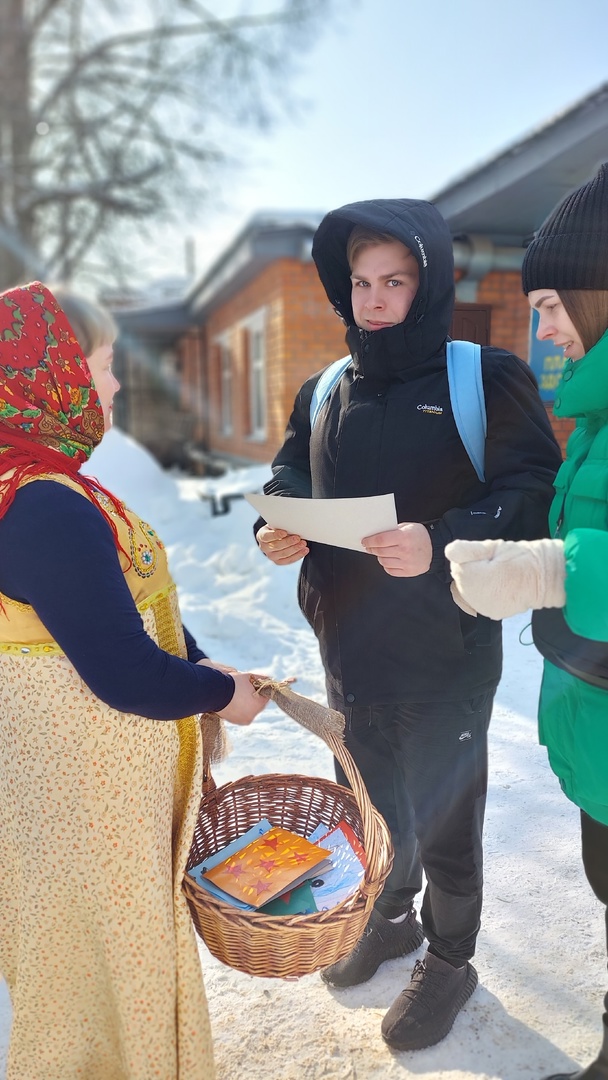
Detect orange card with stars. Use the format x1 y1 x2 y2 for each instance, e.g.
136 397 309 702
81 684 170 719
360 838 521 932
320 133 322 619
203 827 332 908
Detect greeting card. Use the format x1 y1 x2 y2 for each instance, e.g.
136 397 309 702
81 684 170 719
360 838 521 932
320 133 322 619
259 880 318 916
309 819 366 868
306 822 365 910
188 818 274 910
203 826 331 908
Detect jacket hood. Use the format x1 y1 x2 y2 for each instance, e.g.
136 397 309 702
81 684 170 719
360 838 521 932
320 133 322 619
311 198 455 372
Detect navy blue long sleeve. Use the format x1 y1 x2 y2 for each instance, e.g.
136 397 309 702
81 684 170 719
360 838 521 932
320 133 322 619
183 624 207 664
0 481 235 719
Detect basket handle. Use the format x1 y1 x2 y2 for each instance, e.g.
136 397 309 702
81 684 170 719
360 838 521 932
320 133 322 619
199 711 229 796
248 678 383 895
199 678 343 782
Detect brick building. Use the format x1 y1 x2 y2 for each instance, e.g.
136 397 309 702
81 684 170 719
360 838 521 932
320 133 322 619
112 83 608 468
185 216 347 466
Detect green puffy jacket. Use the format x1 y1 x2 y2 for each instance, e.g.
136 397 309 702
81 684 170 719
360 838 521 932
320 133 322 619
539 328 608 824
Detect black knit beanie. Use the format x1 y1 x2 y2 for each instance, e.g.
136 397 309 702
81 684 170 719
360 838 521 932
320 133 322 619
522 162 608 294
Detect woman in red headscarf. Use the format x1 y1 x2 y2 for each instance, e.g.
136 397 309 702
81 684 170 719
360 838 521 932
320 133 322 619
0 283 267 1080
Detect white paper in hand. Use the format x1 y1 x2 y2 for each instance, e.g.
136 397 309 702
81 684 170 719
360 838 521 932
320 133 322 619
245 492 398 553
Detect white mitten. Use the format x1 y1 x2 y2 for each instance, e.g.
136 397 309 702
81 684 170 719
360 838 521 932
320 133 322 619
450 582 478 617
445 538 566 621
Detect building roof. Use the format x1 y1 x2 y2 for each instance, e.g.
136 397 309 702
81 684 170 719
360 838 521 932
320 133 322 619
112 211 325 336
432 82 608 244
112 83 608 334
186 210 324 319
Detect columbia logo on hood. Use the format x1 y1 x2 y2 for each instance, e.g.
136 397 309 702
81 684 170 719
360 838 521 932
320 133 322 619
413 234 428 267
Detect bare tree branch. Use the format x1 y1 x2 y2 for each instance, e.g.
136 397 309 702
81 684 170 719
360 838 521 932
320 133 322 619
37 9 311 115
0 0 334 288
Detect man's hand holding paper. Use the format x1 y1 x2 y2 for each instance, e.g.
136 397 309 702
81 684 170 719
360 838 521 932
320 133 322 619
256 524 309 565
362 522 433 577
247 492 398 554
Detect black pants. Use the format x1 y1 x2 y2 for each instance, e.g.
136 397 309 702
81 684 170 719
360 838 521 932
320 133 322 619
581 810 608 958
329 690 495 966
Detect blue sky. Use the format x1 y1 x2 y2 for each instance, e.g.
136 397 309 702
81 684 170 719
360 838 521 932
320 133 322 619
174 0 608 281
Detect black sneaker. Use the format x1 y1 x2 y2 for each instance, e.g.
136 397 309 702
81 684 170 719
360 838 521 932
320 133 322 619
321 907 424 988
381 950 478 1051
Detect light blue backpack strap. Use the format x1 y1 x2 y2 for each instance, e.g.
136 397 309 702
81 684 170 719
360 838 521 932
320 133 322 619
309 355 352 430
446 340 486 483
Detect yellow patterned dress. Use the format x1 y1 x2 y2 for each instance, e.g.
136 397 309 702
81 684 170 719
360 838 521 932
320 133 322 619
0 475 215 1080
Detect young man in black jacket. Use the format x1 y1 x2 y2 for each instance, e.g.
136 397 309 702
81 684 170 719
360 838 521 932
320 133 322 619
255 198 562 1050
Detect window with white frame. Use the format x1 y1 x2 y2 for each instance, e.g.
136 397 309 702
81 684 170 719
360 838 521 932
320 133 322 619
218 337 233 436
245 308 267 438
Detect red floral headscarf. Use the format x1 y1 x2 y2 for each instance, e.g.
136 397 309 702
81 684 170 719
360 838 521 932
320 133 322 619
0 281 131 544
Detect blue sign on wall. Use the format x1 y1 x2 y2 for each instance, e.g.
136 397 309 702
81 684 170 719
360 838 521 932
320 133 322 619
528 309 565 402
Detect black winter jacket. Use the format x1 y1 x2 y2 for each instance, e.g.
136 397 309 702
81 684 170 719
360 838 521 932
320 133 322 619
261 198 562 705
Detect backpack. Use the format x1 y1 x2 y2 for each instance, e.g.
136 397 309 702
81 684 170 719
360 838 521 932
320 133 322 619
309 339 486 483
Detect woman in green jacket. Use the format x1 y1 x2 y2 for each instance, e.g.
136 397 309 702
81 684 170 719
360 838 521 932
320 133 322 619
447 162 608 1080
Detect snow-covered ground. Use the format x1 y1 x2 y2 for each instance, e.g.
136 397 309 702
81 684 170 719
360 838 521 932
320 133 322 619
1 427 605 1080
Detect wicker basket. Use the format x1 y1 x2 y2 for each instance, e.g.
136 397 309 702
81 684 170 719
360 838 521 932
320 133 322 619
182 682 394 979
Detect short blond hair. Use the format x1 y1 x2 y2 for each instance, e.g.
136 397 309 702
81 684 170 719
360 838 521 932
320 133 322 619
346 226 399 270
50 285 117 357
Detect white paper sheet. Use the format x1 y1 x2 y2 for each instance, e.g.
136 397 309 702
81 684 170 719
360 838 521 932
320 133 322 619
245 492 398 553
